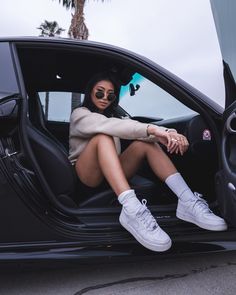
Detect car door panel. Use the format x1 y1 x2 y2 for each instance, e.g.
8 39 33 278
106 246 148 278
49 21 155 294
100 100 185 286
216 100 236 226
0 96 63 243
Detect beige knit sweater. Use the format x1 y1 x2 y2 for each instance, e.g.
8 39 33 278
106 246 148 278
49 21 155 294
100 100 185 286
69 107 168 163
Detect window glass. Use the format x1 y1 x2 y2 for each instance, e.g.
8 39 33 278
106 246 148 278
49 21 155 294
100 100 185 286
0 43 19 95
38 92 82 122
119 73 197 120
38 74 196 122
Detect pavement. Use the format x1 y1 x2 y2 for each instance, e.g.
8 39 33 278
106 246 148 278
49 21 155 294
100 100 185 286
0 251 236 294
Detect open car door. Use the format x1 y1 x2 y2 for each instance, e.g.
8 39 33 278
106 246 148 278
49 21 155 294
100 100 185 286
216 96 236 226
216 25 236 228
210 0 236 226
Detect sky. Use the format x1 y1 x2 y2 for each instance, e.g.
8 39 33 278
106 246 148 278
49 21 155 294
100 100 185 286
0 0 225 106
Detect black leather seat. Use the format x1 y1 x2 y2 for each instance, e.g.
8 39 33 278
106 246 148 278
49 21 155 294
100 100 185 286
27 124 78 202
27 124 157 207
79 175 157 207
28 92 67 153
28 92 47 132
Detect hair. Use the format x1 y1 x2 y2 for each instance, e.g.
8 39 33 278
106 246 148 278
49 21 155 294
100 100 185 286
82 71 121 117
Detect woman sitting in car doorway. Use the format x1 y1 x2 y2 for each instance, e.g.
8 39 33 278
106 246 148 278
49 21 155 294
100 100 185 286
69 71 227 252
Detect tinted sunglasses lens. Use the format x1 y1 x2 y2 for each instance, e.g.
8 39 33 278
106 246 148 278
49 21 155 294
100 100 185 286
95 91 104 99
95 91 116 101
107 93 116 101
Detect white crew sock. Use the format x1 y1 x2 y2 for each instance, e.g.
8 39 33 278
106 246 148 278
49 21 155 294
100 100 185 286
165 172 195 201
118 189 142 213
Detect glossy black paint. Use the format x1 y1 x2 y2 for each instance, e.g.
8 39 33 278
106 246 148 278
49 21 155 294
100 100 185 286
0 37 236 263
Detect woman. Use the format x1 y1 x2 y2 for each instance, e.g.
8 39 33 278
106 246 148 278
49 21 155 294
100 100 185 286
69 72 227 252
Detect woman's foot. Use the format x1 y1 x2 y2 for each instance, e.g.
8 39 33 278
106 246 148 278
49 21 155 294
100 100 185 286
119 199 172 252
176 192 227 231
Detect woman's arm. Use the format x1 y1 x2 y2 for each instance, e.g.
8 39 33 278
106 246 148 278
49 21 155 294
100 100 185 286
147 124 189 155
70 107 151 140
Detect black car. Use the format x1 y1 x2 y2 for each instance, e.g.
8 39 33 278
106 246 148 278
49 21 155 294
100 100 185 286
0 36 236 262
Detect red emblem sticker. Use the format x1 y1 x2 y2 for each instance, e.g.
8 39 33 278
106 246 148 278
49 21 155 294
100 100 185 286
202 129 211 141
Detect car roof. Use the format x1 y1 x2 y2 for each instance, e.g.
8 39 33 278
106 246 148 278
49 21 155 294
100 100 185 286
0 36 224 114
6 37 137 94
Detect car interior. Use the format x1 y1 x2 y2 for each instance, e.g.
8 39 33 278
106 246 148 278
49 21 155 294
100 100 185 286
1 43 220 225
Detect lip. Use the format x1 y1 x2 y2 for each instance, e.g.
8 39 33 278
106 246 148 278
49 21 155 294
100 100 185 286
99 101 108 107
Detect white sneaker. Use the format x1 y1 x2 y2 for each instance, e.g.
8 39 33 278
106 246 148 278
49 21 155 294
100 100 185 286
119 199 172 252
176 192 227 231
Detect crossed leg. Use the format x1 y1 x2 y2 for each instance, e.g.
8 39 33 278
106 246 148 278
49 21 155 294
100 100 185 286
75 134 177 196
76 134 227 244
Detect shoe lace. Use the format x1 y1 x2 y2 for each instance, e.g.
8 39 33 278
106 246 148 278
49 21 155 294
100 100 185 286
192 192 212 213
136 199 158 231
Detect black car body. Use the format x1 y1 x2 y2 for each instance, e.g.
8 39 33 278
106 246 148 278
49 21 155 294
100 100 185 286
0 36 236 262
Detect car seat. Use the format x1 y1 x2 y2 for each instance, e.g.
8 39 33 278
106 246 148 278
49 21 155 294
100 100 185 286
26 120 157 208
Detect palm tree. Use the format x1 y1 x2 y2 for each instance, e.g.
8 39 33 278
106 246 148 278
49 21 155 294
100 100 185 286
55 1 107 110
37 20 65 37
56 0 106 40
37 20 65 119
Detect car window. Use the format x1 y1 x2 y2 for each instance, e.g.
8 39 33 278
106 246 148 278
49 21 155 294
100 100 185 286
38 91 82 122
119 73 197 120
38 74 196 122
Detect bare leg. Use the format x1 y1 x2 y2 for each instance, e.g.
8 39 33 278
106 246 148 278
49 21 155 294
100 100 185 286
120 141 177 181
75 134 130 195
75 135 173 252
76 137 176 195
76 137 173 251
119 141 173 252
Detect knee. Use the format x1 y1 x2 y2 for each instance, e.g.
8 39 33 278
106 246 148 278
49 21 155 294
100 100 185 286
129 141 153 156
92 134 114 145
131 140 155 150
153 142 162 151
132 141 163 154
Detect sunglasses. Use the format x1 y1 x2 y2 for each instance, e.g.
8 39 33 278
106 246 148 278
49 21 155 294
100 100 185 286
95 91 116 102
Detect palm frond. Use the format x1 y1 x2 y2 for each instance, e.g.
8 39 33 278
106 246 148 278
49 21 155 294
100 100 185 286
55 0 107 10
37 20 65 37
57 0 75 9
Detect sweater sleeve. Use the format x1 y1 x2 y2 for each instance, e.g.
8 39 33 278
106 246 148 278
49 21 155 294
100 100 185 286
70 107 150 140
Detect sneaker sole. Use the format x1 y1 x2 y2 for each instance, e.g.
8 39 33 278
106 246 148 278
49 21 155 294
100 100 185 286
176 211 228 231
119 217 172 252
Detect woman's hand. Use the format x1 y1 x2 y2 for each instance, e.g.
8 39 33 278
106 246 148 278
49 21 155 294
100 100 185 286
147 125 189 155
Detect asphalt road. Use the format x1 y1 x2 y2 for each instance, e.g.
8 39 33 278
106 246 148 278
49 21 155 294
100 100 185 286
1 251 236 295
